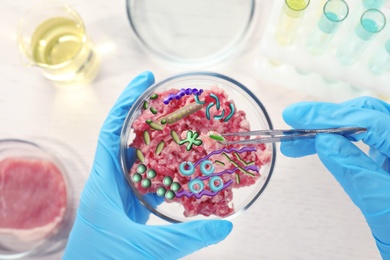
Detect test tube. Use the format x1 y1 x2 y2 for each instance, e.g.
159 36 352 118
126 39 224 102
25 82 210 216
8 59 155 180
362 0 389 9
368 38 390 75
275 0 311 46
337 9 386 66
307 0 349 55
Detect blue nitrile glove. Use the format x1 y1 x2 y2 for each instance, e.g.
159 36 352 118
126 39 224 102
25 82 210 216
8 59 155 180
280 96 390 259
63 71 232 260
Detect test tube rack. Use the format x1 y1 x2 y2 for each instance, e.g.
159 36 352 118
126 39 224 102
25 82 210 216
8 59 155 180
258 0 390 99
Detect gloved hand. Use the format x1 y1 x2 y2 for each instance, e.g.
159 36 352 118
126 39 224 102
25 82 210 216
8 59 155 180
280 96 390 260
63 71 232 260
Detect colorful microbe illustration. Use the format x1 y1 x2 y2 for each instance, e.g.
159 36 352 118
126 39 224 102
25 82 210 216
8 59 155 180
157 102 204 125
136 149 145 163
129 87 272 218
174 147 259 199
143 93 159 116
147 121 164 131
163 88 204 105
156 176 181 200
155 141 165 155
195 93 235 122
209 134 225 142
132 164 158 189
179 130 203 151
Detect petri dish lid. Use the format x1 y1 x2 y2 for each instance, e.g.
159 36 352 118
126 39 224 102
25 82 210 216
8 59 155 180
126 0 255 66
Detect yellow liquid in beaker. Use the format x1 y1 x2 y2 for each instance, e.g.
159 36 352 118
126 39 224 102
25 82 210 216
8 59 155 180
30 17 99 83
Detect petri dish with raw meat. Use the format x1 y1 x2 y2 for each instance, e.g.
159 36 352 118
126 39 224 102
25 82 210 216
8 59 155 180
120 71 276 223
0 139 81 259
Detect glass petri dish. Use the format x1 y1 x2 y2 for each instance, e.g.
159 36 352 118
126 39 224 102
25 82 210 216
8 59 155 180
126 0 255 66
120 71 276 223
0 139 82 259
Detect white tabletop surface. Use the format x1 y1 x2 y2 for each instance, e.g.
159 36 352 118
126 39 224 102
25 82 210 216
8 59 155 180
1 0 387 259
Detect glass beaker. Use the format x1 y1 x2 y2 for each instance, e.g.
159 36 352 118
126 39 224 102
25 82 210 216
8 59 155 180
362 0 389 9
275 0 311 46
369 38 390 75
17 2 100 84
337 9 386 65
307 0 349 55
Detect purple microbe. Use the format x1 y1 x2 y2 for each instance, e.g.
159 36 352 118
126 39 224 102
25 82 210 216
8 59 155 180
185 88 192 95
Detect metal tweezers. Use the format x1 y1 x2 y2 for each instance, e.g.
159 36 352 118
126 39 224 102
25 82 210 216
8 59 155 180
220 127 367 145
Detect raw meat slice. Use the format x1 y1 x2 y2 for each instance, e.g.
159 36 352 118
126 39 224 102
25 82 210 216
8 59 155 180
0 158 67 241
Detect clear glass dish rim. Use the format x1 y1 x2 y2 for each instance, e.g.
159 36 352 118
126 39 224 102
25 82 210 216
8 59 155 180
120 71 276 223
0 138 76 259
125 0 256 66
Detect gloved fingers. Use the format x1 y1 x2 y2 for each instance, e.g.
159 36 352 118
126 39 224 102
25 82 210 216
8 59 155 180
121 146 164 222
88 140 145 212
316 133 390 256
78 167 141 220
343 97 390 169
369 147 390 172
282 96 390 159
66 217 232 259
99 71 155 144
138 220 233 259
280 139 316 157
125 193 164 224
86 72 155 212
382 157 390 173
315 133 390 216
341 96 390 114
282 101 390 158
92 71 155 190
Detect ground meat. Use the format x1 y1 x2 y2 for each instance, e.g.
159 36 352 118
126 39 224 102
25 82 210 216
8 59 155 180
129 86 272 218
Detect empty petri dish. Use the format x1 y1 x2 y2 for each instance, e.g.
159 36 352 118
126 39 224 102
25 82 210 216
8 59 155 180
0 139 83 259
126 0 255 66
120 71 276 223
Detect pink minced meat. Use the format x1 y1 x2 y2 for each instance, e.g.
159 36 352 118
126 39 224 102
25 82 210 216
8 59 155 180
0 158 67 241
130 87 272 218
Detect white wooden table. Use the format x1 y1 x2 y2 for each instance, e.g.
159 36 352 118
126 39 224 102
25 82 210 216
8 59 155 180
0 0 383 259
